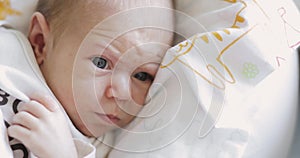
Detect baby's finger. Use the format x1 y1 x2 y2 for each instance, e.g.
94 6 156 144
11 111 39 130
7 124 31 143
18 101 50 118
30 94 59 112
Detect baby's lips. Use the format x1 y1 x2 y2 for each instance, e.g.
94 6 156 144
106 114 121 121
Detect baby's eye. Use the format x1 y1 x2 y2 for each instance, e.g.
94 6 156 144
92 57 108 69
134 72 154 82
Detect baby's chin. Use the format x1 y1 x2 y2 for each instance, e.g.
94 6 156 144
81 123 119 137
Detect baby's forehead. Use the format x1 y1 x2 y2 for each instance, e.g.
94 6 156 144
87 28 172 54
80 0 173 20
73 0 174 58
90 20 172 46
86 0 172 9
75 29 171 68
76 0 174 33
83 4 174 45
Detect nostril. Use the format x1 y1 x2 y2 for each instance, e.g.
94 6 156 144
106 84 131 101
105 86 114 98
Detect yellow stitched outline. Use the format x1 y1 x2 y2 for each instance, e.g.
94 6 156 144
176 58 225 89
223 29 231 35
224 0 238 3
201 35 209 43
161 0 264 89
231 1 247 28
161 25 257 90
212 32 223 41
160 36 198 68
177 41 189 52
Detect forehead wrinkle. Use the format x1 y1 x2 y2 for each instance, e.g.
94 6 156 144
112 29 171 59
90 29 116 44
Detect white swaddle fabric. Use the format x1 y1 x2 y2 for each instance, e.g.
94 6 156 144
109 0 300 158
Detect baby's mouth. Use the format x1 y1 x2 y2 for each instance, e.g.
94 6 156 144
97 113 121 124
106 114 121 122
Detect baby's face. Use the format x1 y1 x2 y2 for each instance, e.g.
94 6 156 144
40 1 173 136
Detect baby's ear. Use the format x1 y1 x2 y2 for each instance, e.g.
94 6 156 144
28 12 50 66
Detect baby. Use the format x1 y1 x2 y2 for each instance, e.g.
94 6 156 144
0 0 174 157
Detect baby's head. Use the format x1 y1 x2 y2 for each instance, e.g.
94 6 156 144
28 0 174 137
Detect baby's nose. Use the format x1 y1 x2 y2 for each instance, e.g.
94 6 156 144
107 73 131 101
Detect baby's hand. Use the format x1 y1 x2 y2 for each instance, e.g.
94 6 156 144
7 96 78 158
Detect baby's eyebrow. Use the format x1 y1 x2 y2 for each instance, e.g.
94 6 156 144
95 43 120 60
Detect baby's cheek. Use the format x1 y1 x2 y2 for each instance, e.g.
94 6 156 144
120 115 136 127
131 89 148 106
